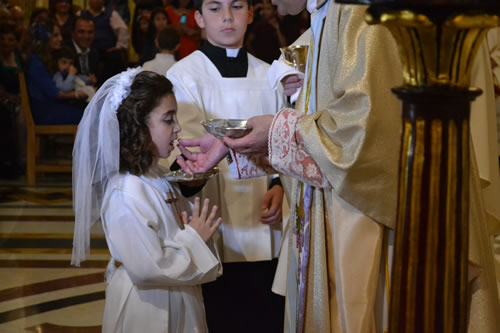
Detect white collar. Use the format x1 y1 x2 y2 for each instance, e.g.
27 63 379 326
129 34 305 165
72 39 90 55
156 53 175 59
307 0 318 14
225 48 240 58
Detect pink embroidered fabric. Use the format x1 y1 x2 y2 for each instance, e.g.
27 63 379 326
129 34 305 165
268 109 329 188
227 150 275 179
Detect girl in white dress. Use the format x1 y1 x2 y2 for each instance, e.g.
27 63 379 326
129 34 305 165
71 68 222 333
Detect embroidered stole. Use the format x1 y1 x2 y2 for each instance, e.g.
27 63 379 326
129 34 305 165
292 2 330 332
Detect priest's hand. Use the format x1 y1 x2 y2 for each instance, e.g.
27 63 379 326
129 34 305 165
281 74 304 96
224 115 273 154
177 134 229 173
260 184 283 225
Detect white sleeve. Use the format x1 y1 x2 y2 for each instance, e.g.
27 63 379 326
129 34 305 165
104 188 219 288
110 10 129 49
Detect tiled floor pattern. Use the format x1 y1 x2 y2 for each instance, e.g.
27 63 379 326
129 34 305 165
1 170 499 333
0 175 109 333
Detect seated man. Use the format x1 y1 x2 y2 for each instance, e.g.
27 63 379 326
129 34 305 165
67 16 100 87
80 0 128 82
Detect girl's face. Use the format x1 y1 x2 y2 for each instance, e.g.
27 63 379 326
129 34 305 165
49 25 63 50
153 12 168 31
139 18 149 32
147 94 181 159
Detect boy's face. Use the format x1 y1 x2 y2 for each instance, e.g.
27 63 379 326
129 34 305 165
195 0 253 49
58 57 73 72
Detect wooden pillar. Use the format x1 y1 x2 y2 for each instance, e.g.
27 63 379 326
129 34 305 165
334 1 500 331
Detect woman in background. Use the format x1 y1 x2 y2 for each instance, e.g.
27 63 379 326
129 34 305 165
26 21 86 125
49 0 77 44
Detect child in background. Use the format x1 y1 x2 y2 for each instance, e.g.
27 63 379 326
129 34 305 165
140 7 169 64
142 26 180 75
72 69 222 333
52 46 95 102
131 11 150 56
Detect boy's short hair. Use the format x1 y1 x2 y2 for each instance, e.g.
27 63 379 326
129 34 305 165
156 26 180 52
194 0 252 13
54 46 76 62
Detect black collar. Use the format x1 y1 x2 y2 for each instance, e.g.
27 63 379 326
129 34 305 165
199 41 248 78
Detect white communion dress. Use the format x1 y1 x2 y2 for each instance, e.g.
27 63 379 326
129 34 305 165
100 166 221 333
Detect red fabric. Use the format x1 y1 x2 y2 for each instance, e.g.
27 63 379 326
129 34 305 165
165 6 200 59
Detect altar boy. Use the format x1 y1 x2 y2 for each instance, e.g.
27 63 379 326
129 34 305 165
164 0 286 331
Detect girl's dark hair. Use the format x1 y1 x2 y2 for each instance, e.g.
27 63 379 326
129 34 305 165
33 20 59 73
117 71 174 176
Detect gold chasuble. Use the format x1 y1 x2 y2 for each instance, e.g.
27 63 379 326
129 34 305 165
262 2 500 332
270 3 403 332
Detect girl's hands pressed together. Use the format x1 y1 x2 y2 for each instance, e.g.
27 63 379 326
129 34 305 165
182 197 222 243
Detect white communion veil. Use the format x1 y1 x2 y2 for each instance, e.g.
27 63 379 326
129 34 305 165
72 67 142 266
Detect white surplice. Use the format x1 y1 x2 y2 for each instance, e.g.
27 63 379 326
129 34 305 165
165 50 285 263
101 166 221 333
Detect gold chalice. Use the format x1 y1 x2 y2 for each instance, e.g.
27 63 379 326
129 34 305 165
280 45 309 73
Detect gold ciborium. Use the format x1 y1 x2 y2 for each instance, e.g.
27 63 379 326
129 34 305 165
280 45 308 73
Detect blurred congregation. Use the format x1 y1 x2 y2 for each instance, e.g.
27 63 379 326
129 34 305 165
0 0 310 180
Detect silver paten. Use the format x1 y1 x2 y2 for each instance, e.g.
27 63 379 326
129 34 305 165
201 119 250 139
163 168 219 182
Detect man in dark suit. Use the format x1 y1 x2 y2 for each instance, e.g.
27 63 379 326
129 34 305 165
68 16 101 87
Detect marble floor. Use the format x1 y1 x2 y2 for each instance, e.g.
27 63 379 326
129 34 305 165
0 173 109 333
1 169 499 333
